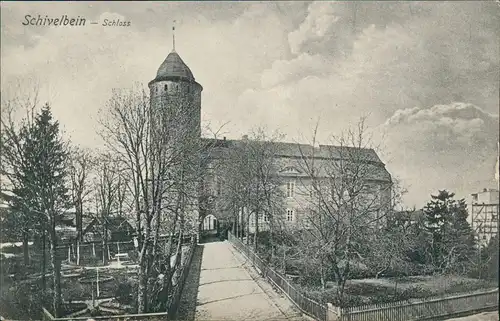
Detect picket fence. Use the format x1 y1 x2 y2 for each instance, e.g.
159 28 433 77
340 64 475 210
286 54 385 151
337 288 498 321
228 232 499 321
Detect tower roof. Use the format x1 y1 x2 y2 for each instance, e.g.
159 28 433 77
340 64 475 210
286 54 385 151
154 51 195 82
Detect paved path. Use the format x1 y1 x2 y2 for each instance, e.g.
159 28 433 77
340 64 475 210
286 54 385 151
194 241 304 321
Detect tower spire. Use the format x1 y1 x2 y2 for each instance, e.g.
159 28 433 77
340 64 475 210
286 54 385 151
172 20 176 52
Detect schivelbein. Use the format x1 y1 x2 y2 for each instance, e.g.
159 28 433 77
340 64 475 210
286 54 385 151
22 15 86 26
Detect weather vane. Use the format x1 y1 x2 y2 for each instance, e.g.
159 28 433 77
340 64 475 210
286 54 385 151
172 20 176 52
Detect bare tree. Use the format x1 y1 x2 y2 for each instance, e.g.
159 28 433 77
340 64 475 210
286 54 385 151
99 84 210 312
68 146 95 264
367 209 414 280
294 119 395 305
92 152 122 265
218 129 285 254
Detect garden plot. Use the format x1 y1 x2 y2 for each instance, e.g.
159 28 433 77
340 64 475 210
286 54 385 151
348 275 497 295
303 275 497 307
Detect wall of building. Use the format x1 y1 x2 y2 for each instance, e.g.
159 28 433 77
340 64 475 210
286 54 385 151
470 189 499 245
148 78 203 238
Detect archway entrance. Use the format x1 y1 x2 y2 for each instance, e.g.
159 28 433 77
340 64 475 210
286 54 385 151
202 214 218 231
200 214 219 243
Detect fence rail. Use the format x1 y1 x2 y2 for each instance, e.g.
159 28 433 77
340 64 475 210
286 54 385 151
42 307 170 321
166 236 197 317
339 288 499 321
228 232 328 321
41 236 197 321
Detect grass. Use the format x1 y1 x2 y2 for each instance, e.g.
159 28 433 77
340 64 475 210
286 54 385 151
301 275 497 308
349 275 497 295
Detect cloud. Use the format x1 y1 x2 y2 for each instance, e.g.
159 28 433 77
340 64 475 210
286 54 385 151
288 2 343 55
261 53 330 88
241 2 498 126
379 103 499 207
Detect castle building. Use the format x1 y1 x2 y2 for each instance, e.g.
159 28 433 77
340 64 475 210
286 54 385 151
149 45 393 235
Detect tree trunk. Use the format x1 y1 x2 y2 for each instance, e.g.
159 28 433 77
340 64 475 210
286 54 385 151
134 162 142 247
235 214 239 238
77 206 83 242
137 221 151 313
76 239 81 265
239 208 244 242
254 211 259 252
160 258 173 312
282 247 286 272
136 209 142 247
137 257 148 313
49 230 62 317
159 235 174 312
270 221 275 265
42 230 47 291
320 256 326 290
102 222 109 265
245 212 250 245
22 231 29 266
175 230 183 277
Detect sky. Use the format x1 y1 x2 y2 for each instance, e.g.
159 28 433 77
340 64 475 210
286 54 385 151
1 1 499 208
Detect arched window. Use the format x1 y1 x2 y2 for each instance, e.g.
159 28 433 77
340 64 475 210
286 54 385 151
164 84 168 91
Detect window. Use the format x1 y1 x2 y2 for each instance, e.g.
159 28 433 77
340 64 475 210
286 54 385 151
286 209 294 222
286 181 295 198
264 214 269 222
164 84 168 91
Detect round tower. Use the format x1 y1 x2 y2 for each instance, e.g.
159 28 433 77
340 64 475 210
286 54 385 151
148 49 203 139
148 42 203 242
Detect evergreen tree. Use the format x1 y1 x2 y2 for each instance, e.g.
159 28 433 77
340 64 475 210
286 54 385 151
423 190 453 269
19 104 70 317
447 199 477 272
423 190 476 274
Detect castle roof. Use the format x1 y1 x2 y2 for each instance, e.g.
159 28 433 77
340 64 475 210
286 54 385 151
201 138 392 182
153 51 195 82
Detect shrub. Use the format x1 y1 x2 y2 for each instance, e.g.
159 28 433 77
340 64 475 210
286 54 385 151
115 278 136 305
128 250 139 262
446 279 494 294
63 282 89 301
305 288 367 307
0 282 51 320
398 285 433 300
347 264 373 279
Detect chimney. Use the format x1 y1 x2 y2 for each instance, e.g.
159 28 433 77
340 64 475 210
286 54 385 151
483 188 488 192
223 136 226 141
